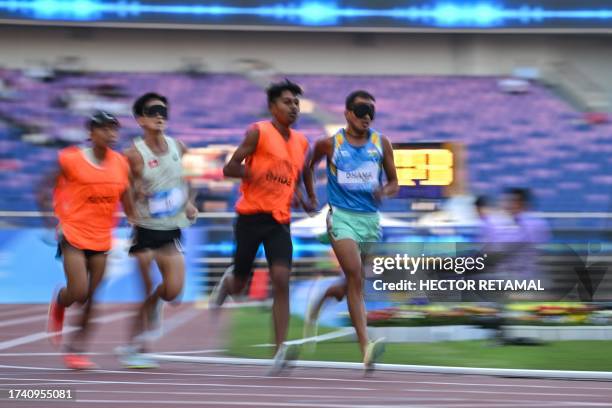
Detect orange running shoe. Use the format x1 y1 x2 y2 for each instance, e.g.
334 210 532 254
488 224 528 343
47 287 65 348
63 353 98 370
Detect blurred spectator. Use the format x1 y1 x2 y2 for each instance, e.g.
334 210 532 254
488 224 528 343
501 187 551 245
498 77 530 94
475 195 498 240
477 188 550 245
583 112 608 125
23 63 55 82
473 188 551 302
58 88 129 115
0 78 15 99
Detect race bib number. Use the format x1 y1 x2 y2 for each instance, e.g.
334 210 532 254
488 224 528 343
337 162 379 190
148 187 187 218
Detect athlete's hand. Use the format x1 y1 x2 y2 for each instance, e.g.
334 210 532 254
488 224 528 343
133 187 146 202
372 188 384 203
302 195 319 215
185 202 198 222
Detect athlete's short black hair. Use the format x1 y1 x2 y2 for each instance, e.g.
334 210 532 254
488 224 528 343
266 79 303 106
345 90 375 109
475 195 490 210
132 92 168 117
504 187 532 205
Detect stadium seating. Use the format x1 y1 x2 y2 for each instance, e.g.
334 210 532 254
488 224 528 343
1 70 610 217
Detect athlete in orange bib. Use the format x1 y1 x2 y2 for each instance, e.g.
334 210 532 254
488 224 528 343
42 111 132 369
210 80 314 375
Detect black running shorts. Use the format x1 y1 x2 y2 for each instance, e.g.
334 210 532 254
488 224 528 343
129 226 183 254
233 213 292 280
56 234 107 260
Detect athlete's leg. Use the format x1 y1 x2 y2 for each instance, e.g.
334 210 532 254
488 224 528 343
48 240 89 347
67 252 107 352
59 241 90 307
130 242 185 344
263 222 293 351
211 215 262 307
330 237 368 356
151 243 185 302
308 280 346 321
137 250 154 297
268 262 290 350
129 249 155 343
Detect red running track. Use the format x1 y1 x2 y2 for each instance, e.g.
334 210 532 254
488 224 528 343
0 303 610 408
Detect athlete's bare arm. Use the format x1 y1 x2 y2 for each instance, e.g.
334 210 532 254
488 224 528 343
123 146 145 201
176 140 198 221
120 180 136 223
37 167 63 228
303 137 333 205
375 136 399 200
223 124 259 179
292 145 318 213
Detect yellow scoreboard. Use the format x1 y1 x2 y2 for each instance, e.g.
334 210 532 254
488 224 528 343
392 142 463 199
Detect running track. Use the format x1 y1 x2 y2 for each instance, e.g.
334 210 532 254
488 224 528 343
0 304 610 408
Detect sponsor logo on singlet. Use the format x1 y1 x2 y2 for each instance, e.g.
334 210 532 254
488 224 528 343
265 171 292 187
338 162 379 186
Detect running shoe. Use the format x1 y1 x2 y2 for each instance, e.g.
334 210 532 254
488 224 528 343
267 343 299 376
119 352 159 369
63 353 98 370
47 287 65 348
209 264 233 309
115 345 159 369
363 337 386 374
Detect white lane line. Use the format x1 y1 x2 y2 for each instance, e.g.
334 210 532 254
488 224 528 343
92 311 135 324
155 349 226 355
0 388 538 408
1 364 612 392
0 382 98 386
70 400 612 408
0 306 46 319
149 354 612 381
0 376 609 400
0 377 372 391
74 390 467 402
414 405 608 408
0 314 54 329
334 404 606 408
0 349 221 357
0 311 134 351
71 399 612 408
386 380 612 391
0 330 77 351
0 388 606 408
0 311 78 329
74 400 423 407
401 388 609 398
70 390 604 407
0 352 109 357
0 364 71 371
283 328 354 346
